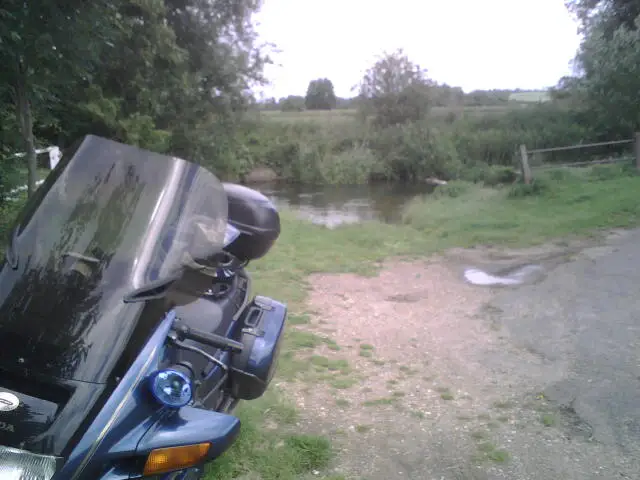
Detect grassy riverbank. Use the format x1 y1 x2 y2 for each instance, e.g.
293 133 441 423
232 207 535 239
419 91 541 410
236 103 623 187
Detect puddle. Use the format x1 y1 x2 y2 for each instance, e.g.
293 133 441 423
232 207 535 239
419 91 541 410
464 264 545 287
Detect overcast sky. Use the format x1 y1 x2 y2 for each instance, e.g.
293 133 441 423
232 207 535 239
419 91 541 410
254 0 582 99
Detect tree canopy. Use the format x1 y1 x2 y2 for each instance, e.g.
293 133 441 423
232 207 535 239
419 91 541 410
559 0 640 137
305 78 337 110
357 49 434 128
0 0 271 196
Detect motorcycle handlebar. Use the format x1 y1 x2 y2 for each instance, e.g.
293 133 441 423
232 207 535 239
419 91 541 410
172 320 244 353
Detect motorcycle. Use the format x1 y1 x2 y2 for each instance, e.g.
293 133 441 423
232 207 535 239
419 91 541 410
0 135 287 479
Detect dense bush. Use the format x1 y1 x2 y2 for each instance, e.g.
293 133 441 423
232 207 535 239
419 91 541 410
430 180 472 198
507 179 549 198
460 164 518 186
0 149 21 206
242 102 602 186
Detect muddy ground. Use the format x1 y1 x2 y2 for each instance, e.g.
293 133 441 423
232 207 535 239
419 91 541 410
279 229 640 480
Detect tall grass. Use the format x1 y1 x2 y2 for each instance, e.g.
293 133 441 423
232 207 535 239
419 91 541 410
402 163 640 246
239 104 609 186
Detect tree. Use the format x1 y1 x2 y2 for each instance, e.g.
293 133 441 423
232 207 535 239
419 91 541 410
357 49 434 128
0 0 272 187
566 0 640 35
155 0 272 176
573 13 640 136
54 0 187 153
430 83 465 107
0 1 119 196
305 78 337 110
280 95 305 112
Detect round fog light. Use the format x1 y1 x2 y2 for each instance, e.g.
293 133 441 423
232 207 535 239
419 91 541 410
149 369 193 408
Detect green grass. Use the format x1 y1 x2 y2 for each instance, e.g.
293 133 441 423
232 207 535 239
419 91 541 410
471 430 490 441
473 442 511 464
331 377 357 390
509 91 551 103
402 166 640 247
257 105 519 126
492 400 515 410
355 424 372 434
286 330 325 349
206 391 332 480
15 167 51 181
437 387 455 401
398 366 417 375
541 413 556 427
288 313 311 325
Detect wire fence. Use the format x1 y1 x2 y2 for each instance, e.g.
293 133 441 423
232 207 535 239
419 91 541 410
518 134 640 184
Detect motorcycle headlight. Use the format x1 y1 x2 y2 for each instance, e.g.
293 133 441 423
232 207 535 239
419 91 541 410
148 368 193 408
0 445 61 480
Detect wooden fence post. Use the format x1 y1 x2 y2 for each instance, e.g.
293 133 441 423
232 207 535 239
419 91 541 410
519 144 532 184
635 132 640 170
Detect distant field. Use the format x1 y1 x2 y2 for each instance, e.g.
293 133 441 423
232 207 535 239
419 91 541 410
509 91 551 103
258 108 359 124
255 105 528 125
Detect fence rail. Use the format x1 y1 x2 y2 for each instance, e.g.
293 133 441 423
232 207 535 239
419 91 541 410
519 134 640 184
527 139 634 154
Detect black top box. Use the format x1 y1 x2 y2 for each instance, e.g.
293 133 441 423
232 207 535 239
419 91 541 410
223 183 281 263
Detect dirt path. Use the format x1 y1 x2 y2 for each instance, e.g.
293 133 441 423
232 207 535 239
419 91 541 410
280 234 640 480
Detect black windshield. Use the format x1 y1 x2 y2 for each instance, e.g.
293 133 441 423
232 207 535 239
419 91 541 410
0 136 227 382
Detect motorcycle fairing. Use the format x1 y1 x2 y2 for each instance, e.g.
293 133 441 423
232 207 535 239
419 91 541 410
56 310 240 480
0 135 234 464
0 135 228 384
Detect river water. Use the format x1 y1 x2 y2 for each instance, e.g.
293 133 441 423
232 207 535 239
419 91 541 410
253 182 435 228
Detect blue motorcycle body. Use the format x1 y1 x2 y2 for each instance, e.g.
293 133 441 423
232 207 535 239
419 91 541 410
0 136 286 479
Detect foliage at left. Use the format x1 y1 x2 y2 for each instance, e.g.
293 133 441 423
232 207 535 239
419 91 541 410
0 0 272 194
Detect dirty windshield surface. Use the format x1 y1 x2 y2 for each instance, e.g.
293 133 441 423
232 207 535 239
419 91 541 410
10 135 228 288
0 136 228 381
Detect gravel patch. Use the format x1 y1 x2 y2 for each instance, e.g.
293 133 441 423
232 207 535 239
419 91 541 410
279 249 639 479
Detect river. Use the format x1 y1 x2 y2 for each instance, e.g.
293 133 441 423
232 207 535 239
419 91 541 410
252 182 435 228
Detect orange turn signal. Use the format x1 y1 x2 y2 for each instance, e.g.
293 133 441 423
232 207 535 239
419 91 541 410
143 442 211 476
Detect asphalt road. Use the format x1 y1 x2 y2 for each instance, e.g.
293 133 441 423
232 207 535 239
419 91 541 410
490 229 640 456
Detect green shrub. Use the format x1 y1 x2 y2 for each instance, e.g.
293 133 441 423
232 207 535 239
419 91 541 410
452 104 593 167
545 167 578 182
461 164 517 186
245 103 606 185
371 123 462 182
0 150 21 206
318 146 382 185
483 166 518 186
431 180 473 198
620 161 639 176
589 164 627 181
507 179 549 198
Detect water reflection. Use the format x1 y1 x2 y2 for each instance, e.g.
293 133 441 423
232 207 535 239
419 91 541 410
255 183 435 228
